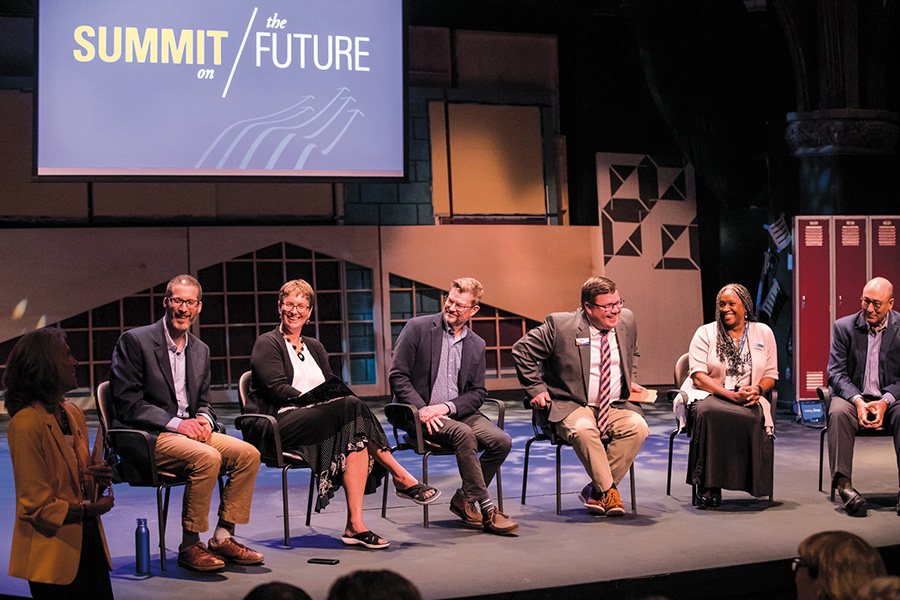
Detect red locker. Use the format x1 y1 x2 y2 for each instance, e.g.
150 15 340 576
793 215 900 402
833 217 868 320
794 217 832 400
872 217 900 287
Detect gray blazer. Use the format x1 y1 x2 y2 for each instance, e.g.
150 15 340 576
389 312 487 419
512 308 639 424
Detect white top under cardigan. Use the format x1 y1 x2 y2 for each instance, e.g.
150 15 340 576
674 321 779 434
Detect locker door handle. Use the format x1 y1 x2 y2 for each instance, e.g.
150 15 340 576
802 295 806 309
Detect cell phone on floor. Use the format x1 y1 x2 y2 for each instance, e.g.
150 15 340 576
308 558 340 565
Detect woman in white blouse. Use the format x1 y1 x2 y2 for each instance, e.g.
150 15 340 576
680 283 778 508
246 279 438 549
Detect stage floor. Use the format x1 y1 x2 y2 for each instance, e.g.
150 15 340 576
1 393 898 600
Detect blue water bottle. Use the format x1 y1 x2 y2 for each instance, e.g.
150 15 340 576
135 518 150 574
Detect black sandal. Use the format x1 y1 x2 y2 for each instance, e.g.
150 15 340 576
395 483 441 505
341 530 389 549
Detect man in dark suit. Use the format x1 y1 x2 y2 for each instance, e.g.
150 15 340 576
110 274 264 571
513 276 649 516
390 277 516 535
826 276 900 516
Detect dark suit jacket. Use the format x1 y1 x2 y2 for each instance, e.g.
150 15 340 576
109 318 216 439
512 307 639 424
389 313 487 419
827 310 900 403
248 327 332 416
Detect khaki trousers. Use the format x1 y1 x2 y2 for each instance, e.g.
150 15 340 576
555 404 648 492
155 431 261 533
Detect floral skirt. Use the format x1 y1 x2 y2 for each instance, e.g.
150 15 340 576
276 395 390 511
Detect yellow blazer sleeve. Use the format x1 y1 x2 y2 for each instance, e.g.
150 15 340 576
8 408 74 536
7 403 110 585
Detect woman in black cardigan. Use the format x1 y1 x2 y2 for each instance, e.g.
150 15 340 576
247 279 439 550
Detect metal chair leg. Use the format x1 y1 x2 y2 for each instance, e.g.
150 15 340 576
281 466 291 547
521 438 535 504
496 469 503 513
422 453 430 528
158 486 169 571
555 444 563 516
305 471 315 526
629 465 637 513
818 427 827 493
666 430 677 496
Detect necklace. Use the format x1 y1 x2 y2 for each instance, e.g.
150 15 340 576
280 326 305 361
54 404 72 435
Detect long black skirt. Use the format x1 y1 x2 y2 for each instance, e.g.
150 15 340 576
276 395 390 511
687 396 773 497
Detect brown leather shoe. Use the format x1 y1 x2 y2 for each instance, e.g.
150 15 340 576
207 537 265 565
482 506 518 536
177 541 226 572
449 489 483 528
602 487 626 516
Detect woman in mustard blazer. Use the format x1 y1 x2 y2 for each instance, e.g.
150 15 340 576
5 328 115 599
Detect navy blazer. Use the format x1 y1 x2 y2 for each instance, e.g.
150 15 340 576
389 313 487 419
109 318 215 438
827 310 900 402
512 308 639 424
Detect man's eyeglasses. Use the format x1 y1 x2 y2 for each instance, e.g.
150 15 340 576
281 302 311 313
445 298 475 311
588 299 625 312
861 297 885 310
791 558 818 578
167 297 200 309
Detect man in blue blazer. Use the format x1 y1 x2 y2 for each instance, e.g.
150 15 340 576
110 274 264 571
390 277 516 535
827 276 900 516
513 276 649 516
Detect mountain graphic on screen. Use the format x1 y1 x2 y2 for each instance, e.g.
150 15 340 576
195 87 364 171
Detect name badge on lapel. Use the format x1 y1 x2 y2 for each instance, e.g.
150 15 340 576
575 337 591 346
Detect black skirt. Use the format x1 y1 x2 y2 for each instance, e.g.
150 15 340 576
687 396 773 497
276 395 390 511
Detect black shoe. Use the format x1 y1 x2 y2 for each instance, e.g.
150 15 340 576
695 489 710 510
838 486 866 515
895 493 899 516
709 488 722 508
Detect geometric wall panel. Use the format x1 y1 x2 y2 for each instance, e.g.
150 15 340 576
598 153 699 270
596 152 702 383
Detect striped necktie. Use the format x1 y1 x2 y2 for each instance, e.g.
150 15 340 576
597 330 611 435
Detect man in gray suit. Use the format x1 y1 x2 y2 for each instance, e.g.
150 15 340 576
110 274 264 571
826 276 900 516
513 276 649 515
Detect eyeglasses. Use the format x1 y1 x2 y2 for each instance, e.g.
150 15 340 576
445 298 475 311
167 297 200 309
791 558 818 578
281 302 311 313
588 299 625 312
861 297 885 310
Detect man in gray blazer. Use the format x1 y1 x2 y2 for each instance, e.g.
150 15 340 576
390 277 516 535
110 274 263 571
826 276 900 516
513 276 649 515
